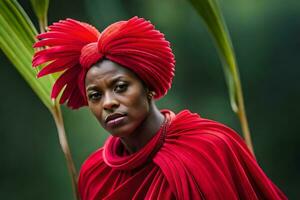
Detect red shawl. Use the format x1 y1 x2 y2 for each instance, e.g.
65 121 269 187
78 110 286 200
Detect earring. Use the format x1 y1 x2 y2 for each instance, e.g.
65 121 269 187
147 91 155 100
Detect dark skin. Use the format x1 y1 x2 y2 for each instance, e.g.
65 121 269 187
85 60 165 154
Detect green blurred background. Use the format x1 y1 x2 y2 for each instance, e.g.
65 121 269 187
1 0 299 199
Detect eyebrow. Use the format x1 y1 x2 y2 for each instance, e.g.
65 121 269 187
86 75 126 91
86 85 97 91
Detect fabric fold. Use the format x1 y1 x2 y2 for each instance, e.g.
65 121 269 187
78 109 287 200
102 110 173 170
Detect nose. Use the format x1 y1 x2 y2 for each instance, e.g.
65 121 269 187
103 92 119 111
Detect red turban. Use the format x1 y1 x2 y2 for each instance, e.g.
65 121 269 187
32 17 175 109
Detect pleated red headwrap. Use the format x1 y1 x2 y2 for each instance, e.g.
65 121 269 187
32 17 175 109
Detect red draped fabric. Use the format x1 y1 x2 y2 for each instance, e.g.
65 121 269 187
78 110 287 200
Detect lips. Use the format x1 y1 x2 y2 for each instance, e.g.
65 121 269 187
104 112 127 129
105 113 125 124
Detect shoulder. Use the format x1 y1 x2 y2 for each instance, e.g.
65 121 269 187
166 109 253 157
78 147 105 188
158 110 287 200
79 147 104 173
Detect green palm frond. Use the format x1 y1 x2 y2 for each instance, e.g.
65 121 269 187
187 0 254 153
0 0 54 110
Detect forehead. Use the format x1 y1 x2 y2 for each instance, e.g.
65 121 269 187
85 60 140 86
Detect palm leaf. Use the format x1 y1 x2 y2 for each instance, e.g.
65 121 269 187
0 1 79 198
0 0 54 110
30 0 49 32
187 0 254 153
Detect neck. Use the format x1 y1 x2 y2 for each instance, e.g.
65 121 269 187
120 101 164 154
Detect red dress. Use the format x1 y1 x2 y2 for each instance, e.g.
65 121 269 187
78 110 287 200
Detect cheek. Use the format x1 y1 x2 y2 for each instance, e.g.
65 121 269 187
88 103 105 125
127 93 149 118
118 96 148 135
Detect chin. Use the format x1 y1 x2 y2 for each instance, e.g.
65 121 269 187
107 123 137 138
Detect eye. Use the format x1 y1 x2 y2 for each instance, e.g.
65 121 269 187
114 83 128 93
88 91 102 101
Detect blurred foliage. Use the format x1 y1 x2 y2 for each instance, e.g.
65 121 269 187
0 0 299 199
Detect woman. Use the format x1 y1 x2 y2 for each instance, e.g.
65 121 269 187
32 17 286 199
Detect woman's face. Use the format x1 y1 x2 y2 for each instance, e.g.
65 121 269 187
85 60 150 137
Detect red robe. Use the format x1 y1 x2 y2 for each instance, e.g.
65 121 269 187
78 110 287 200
